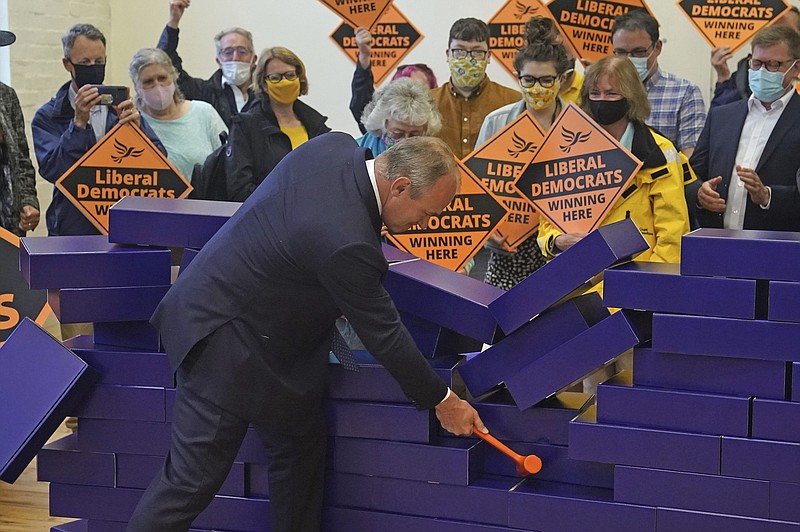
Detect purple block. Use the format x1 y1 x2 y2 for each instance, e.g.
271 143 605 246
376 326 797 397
604 261 757 318
508 478 656 532
771 482 800 522
482 439 613 489
597 371 750 436
328 473 516 527
382 242 418 263
0 318 97 483
633 347 787 400
246 463 269 498
63 336 173 388
325 400 433 443
77 418 170 456
178 247 201 275
795 364 800 402
569 406 721 474
50 521 88 532
656 508 800 532
108 196 240 248
399 312 483 357
615 465 769 518
72 384 166 422
93 321 161 351
471 389 592 446
115 453 244 497
328 351 462 402
37 434 115 487
753 398 800 443
334 436 483 485
165 388 175 421
324 506 518 532
490 218 648 335
506 310 650 410
722 436 800 483
48 285 169 324
235 427 270 464
84 521 210 532
459 293 608 398
384 258 503 344
653 314 800 362
681 228 800 282
769 281 800 323
19 235 170 289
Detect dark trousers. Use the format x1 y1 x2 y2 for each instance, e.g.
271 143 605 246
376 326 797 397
127 323 327 532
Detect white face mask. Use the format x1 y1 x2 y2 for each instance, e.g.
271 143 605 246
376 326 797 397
221 61 252 86
140 83 175 112
629 55 651 82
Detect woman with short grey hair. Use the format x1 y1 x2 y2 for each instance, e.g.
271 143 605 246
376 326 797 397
358 77 442 155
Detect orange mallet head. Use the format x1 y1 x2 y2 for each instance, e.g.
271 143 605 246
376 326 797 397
473 427 543 476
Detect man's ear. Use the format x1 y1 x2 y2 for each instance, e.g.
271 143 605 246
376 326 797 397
390 176 412 196
654 39 663 57
62 57 73 74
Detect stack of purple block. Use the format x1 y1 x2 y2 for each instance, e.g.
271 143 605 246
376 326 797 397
570 228 800 531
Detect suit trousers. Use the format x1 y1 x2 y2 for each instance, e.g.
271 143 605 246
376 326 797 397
127 321 328 532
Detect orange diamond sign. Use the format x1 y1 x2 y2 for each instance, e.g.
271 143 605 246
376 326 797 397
488 0 563 79
0 228 49 345
331 4 423 85
546 0 653 62
387 159 508 272
56 122 191 235
678 0 790 54
515 102 642 235
461 112 545 250
319 0 393 30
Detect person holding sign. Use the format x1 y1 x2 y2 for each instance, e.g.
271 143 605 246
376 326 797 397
32 23 165 237
126 134 485 532
129 48 228 182
356 77 442 155
691 25 800 232
477 42 572 290
225 47 330 202
538 57 690 263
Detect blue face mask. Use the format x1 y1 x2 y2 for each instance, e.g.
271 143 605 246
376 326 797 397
749 63 795 103
629 56 650 82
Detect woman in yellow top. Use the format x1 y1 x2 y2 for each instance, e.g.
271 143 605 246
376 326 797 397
538 56 690 264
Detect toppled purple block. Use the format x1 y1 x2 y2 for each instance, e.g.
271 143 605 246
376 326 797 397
381 242 418 263
604 261 757 319
48 285 169 324
399 311 483 357
769 281 800 323
0 318 97 483
108 196 240 248
490 218 648 335
681 228 800 282
19 235 170 289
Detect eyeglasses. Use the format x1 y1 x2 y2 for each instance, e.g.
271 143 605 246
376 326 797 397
450 48 488 60
612 43 654 59
749 58 797 72
218 46 252 60
265 71 298 84
518 75 558 88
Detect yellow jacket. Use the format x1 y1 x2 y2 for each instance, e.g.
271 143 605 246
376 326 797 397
538 121 692 264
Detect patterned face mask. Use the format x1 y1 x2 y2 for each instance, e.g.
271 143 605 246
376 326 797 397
381 133 397 150
521 82 561 110
448 56 487 90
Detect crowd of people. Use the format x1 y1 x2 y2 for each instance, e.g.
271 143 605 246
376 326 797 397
3 4 800 532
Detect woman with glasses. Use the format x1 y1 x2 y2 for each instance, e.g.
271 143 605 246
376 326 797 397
225 47 330 202
475 42 571 290
538 56 689 264
356 77 442 156
128 48 228 182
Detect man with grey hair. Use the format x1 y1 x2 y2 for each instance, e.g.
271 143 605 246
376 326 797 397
127 132 485 532
32 22 164 236
157 0 257 127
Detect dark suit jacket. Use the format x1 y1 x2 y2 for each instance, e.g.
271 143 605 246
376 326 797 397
151 132 446 417
689 92 800 231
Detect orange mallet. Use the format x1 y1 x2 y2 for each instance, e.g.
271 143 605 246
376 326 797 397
473 427 542 476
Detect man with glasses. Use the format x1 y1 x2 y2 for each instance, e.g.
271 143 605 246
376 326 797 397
431 18 519 158
156 0 257 127
690 25 800 232
611 10 705 158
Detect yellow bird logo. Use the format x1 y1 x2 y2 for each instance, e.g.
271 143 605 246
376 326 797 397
111 138 145 163
514 1 539 20
507 132 538 159
559 126 591 153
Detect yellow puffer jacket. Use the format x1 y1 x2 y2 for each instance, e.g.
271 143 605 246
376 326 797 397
538 121 692 264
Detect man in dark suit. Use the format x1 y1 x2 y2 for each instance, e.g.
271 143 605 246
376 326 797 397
690 25 800 232
127 133 485 532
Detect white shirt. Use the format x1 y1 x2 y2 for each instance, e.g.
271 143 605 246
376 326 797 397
221 78 249 112
723 88 794 229
68 84 108 141
365 158 381 215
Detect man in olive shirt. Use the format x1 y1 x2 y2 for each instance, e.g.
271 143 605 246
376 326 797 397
431 18 520 159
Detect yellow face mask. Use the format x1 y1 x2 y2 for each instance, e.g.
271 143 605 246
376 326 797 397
521 81 560 111
448 57 487 90
267 78 300 105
